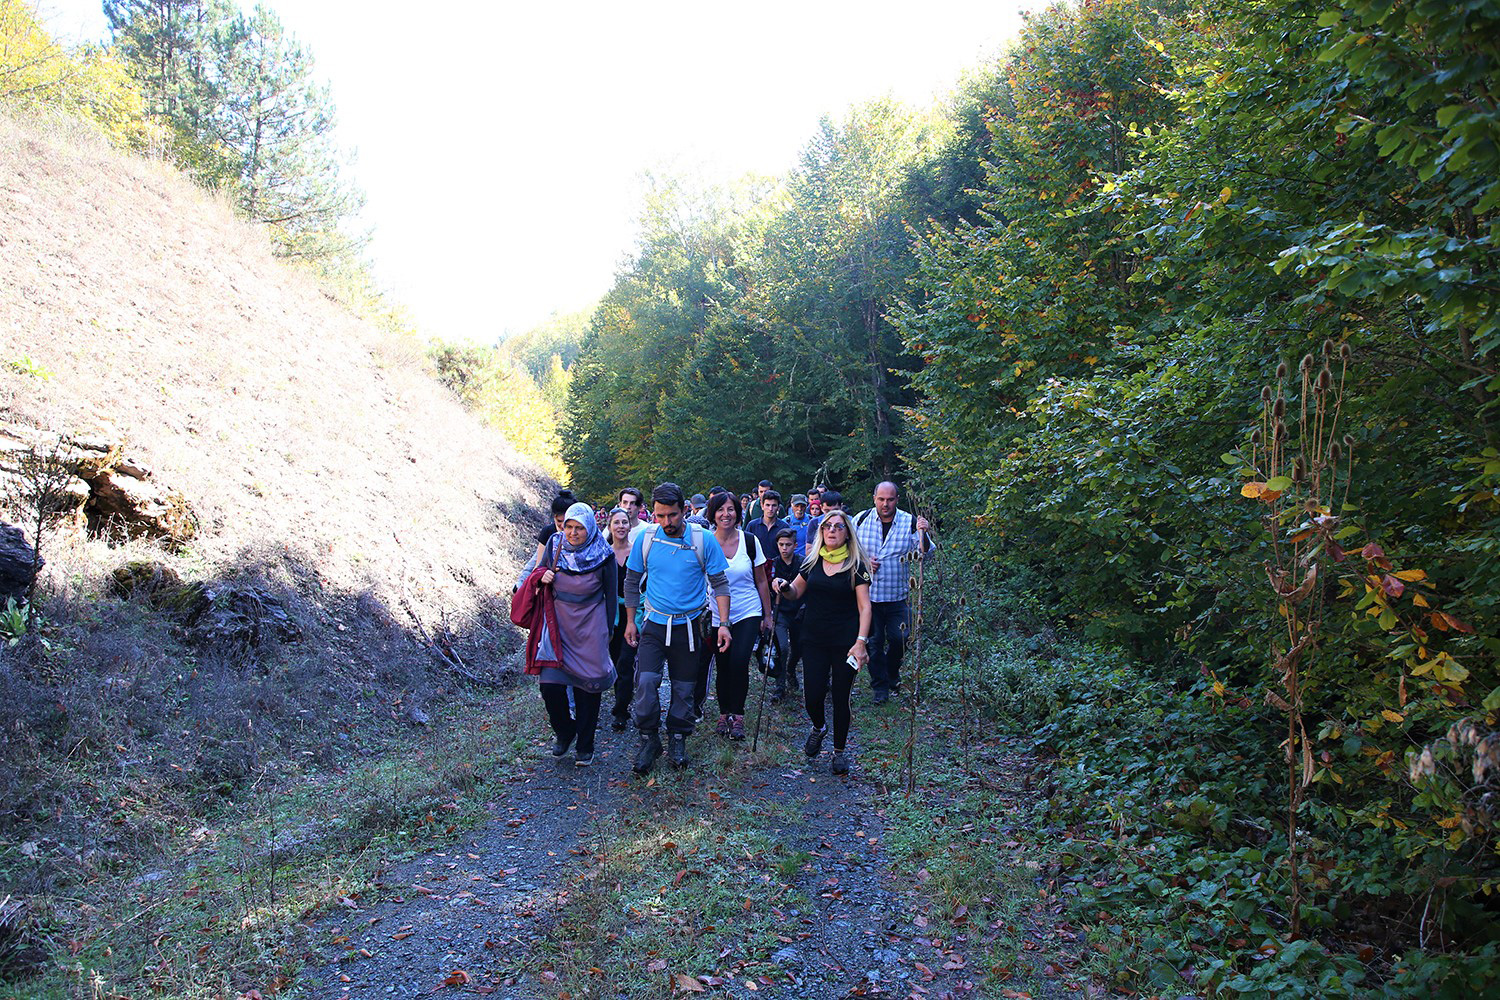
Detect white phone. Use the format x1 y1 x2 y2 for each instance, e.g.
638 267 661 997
846 654 860 671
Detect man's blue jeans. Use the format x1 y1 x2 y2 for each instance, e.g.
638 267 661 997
867 600 909 695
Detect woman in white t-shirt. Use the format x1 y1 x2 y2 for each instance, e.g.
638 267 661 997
699 491 772 740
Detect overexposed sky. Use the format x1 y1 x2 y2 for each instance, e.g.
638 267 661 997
42 1 1028 342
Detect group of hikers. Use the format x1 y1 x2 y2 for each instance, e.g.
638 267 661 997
510 479 933 776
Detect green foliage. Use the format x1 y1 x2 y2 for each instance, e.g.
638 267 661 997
0 596 28 646
5 354 52 378
563 101 948 498
429 341 564 479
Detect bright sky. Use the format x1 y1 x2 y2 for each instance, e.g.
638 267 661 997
42 1 1028 343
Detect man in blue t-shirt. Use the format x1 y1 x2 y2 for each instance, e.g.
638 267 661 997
624 482 731 773
785 493 812 558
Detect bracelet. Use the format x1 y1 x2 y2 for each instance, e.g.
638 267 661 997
856 636 870 643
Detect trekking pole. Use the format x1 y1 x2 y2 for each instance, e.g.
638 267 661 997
903 499 928 797
752 590 779 754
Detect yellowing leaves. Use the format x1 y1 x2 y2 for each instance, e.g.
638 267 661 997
1380 709 1404 723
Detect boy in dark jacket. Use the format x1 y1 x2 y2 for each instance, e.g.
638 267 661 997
768 528 805 702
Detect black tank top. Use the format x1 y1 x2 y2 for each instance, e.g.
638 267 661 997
800 559 869 643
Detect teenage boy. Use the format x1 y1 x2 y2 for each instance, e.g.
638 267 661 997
624 483 732 773
768 527 804 702
746 490 789 582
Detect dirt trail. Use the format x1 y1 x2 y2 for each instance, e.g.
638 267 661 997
298 698 1080 1000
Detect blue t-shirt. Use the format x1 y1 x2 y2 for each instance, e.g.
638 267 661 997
628 524 729 625
786 513 812 558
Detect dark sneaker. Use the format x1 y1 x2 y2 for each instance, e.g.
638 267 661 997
669 733 689 768
716 714 731 737
611 716 627 732
551 732 575 757
871 691 890 706
831 750 849 775
804 727 826 759
770 687 785 705
633 732 662 775
574 752 594 767
729 715 746 741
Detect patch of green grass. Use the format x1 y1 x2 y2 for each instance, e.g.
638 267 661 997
528 732 810 998
850 649 1097 992
3 688 534 1000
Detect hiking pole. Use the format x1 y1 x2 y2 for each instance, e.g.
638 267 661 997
752 590 779 753
903 503 927 797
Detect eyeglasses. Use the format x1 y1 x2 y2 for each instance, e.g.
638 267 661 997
823 522 847 533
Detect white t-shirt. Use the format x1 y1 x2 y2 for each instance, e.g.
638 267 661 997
710 530 766 626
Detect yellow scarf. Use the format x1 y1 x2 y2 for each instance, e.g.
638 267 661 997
821 543 849 564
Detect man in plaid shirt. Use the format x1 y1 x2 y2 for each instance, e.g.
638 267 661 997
852 482 934 704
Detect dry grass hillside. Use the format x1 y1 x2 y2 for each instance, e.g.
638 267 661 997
0 109 552 838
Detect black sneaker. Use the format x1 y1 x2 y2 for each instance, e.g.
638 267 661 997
668 733 689 768
574 751 594 767
633 733 662 775
610 717 627 732
804 727 826 759
871 691 890 706
831 750 849 775
551 732 575 757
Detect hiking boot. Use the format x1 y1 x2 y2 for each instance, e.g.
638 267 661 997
804 727 826 759
550 731 575 757
574 752 594 767
831 750 850 775
668 733 689 769
632 732 662 775
716 714 731 737
729 715 746 741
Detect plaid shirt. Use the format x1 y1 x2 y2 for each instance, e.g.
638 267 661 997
853 508 934 603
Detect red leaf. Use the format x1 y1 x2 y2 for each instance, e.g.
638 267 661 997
1380 574 1405 598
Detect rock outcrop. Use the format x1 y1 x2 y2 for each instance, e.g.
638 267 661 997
0 427 197 548
0 522 41 604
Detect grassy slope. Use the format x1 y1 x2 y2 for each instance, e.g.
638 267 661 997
0 111 554 996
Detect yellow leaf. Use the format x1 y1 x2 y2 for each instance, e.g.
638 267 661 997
1437 814 1462 829
1083 355 1099 365
1381 709 1404 723
1219 186 1233 201
1413 593 1430 608
675 973 705 992
1395 569 1427 582
1241 481 1267 498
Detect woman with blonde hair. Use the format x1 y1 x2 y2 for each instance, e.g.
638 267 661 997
769 508 871 775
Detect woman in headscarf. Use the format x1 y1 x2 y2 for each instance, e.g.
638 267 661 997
769 509 871 775
533 501 618 765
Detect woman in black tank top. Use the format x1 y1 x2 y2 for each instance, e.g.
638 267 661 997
770 509 871 776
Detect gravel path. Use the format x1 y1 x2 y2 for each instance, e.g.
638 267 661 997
297 690 1088 1000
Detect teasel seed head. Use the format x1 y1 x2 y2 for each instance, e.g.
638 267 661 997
1322 338 1335 358
1317 366 1332 393
1276 361 1289 381
1329 441 1342 462
1251 428 1263 446
1300 354 1314 375
1273 398 1286 418
1339 341 1352 363
1275 420 1288 442
1261 385 1273 404
1293 456 1307 483
1343 433 1355 450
